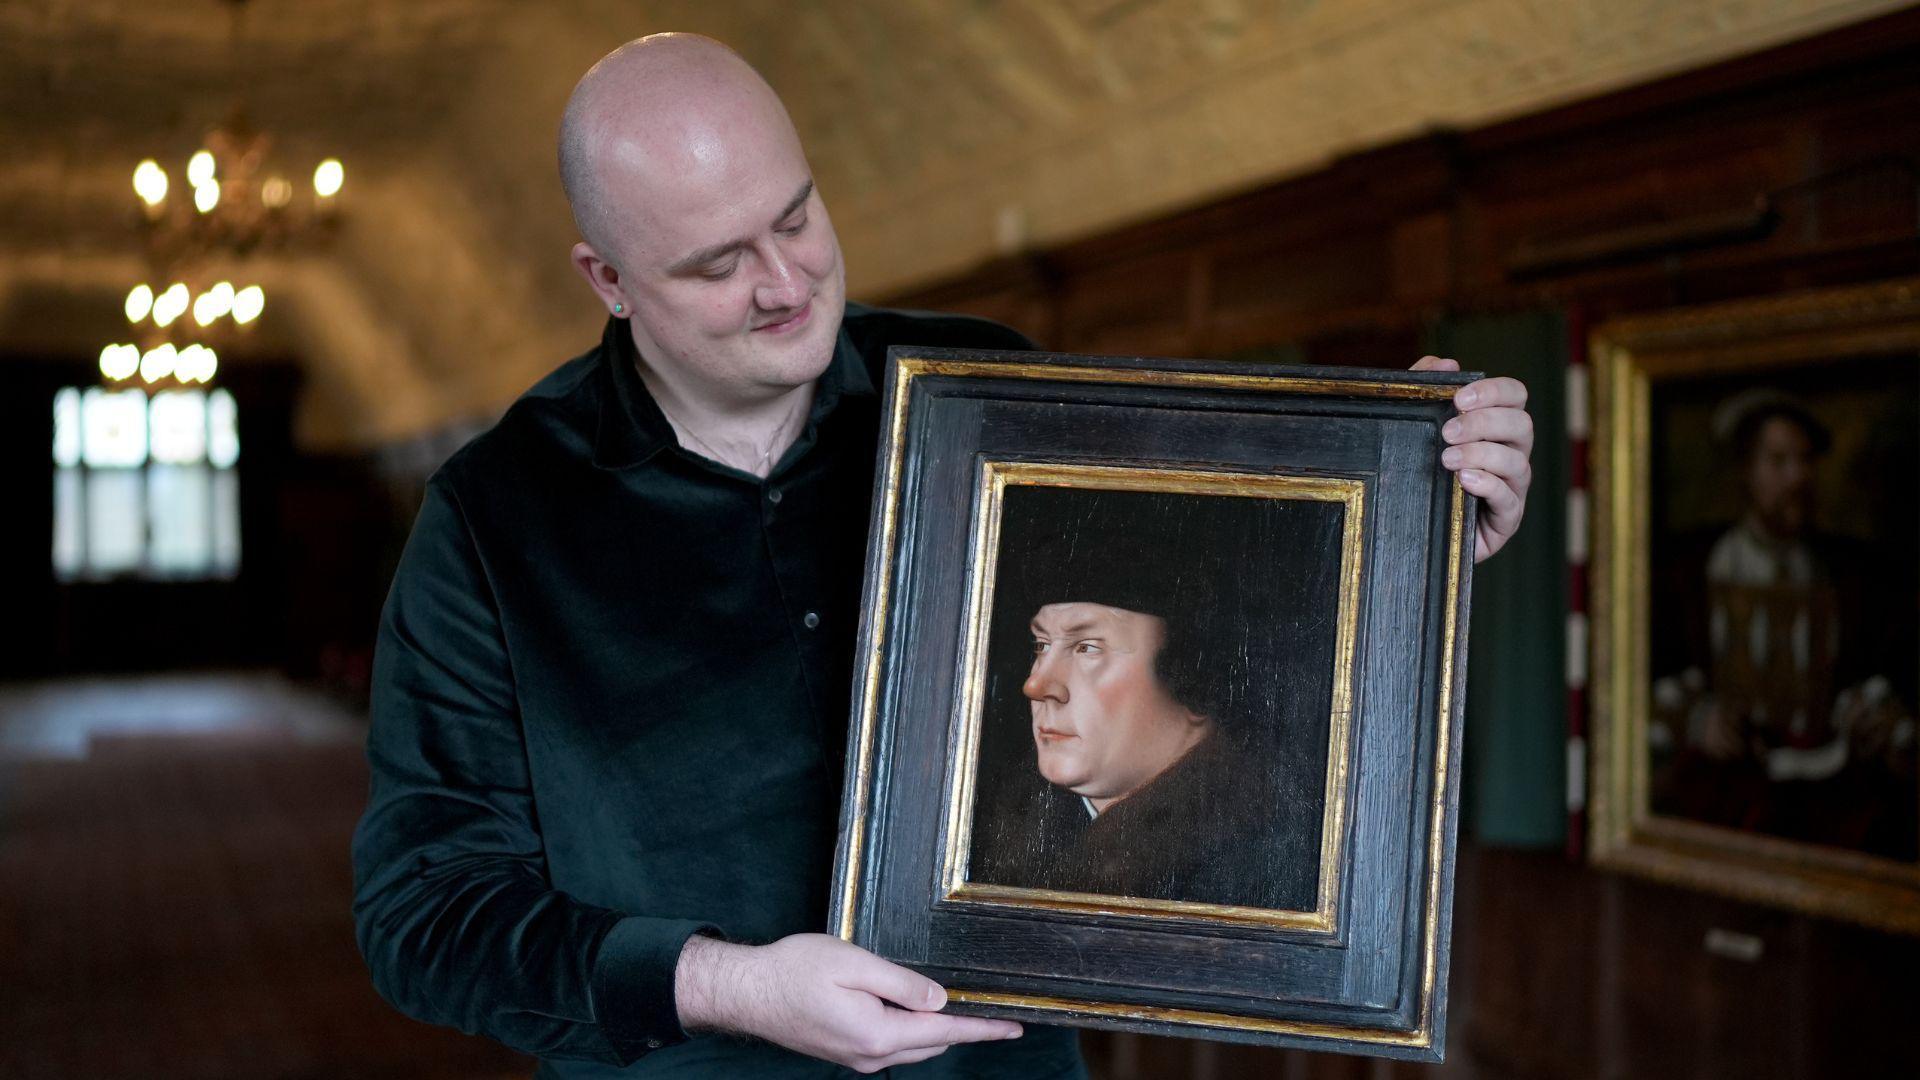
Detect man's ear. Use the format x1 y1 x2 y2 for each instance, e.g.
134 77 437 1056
571 241 630 317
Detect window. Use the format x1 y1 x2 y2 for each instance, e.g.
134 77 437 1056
52 386 240 581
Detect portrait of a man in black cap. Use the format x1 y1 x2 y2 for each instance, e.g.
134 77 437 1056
966 482 1346 912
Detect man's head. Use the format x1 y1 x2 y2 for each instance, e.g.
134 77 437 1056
1023 601 1213 813
558 34 846 406
1715 390 1830 540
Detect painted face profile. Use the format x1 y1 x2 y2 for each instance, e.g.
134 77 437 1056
1023 601 1210 813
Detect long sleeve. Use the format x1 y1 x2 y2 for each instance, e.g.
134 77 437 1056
350 476 714 1066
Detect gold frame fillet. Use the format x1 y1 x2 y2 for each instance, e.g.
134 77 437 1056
835 354 1471 1048
938 461 1365 933
1589 277 1920 935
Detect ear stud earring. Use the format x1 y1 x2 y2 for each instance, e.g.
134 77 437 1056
614 302 625 315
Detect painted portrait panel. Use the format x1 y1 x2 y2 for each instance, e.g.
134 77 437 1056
1645 356 1919 862
955 469 1356 919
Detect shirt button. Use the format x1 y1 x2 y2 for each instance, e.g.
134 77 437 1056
767 488 783 504
644 1037 663 1050
803 611 820 630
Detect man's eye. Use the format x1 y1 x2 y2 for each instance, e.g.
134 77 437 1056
777 215 807 237
1030 639 1048 655
1073 641 1102 655
700 262 738 281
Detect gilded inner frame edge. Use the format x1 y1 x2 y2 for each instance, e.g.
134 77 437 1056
937 461 1366 934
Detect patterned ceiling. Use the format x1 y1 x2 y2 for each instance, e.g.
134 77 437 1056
0 0 1904 445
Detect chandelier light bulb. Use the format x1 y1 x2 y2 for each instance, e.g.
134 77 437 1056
133 160 169 206
193 292 218 327
232 284 265 325
205 281 235 320
152 282 190 327
261 175 293 209
187 149 217 188
139 343 179 384
177 344 217 383
125 284 154 323
194 180 220 214
313 158 344 198
102 343 140 381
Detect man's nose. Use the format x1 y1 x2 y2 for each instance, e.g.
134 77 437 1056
1023 654 1067 703
754 244 808 311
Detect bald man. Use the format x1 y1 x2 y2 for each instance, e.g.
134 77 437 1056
352 33 1536 1079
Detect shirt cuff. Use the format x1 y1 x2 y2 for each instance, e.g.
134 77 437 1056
590 915 720 1062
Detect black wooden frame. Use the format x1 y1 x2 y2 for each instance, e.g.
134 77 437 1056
829 346 1478 1060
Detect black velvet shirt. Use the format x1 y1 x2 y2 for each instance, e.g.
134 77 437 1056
351 304 1084 1078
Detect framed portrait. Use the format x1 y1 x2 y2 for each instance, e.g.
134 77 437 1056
1590 278 1920 934
829 346 1477 1059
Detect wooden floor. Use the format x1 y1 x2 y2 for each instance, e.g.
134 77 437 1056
0 673 533 1080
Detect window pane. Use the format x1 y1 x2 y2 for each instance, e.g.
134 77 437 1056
150 389 208 465
147 464 213 576
82 388 148 468
211 468 241 578
53 466 83 579
53 388 82 467
85 468 144 575
208 388 239 468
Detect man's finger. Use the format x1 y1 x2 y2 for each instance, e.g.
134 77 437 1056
1455 375 1527 411
1460 467 1524 522
1441 408 1534 455
881 1009 1024 1049
1442 442 1531 495
839 952 946 1011
1410 355 1459 372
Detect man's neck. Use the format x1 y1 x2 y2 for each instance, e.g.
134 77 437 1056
636 361 816 479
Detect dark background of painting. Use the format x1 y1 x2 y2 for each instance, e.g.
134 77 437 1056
1647 354 1920 857
963 481 1348 903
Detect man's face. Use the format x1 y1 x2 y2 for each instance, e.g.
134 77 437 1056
1023 602 1205 808
1745 415 1817 538
612 116 847 400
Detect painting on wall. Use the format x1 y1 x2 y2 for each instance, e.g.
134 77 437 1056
1591 278 1920 933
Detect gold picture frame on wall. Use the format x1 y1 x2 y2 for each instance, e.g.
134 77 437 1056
1590 277 1920 934
829 346 1479 1058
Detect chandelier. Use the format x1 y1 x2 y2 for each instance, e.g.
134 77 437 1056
102 0 342 392
130 110 344 264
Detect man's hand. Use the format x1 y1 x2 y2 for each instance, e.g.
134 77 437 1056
1412 356 1534 562
674 933 1023 1073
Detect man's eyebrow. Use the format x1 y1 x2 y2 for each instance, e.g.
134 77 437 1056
664 180 814 275
1031 619 1102 637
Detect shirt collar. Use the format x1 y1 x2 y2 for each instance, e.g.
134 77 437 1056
592 312 871 471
